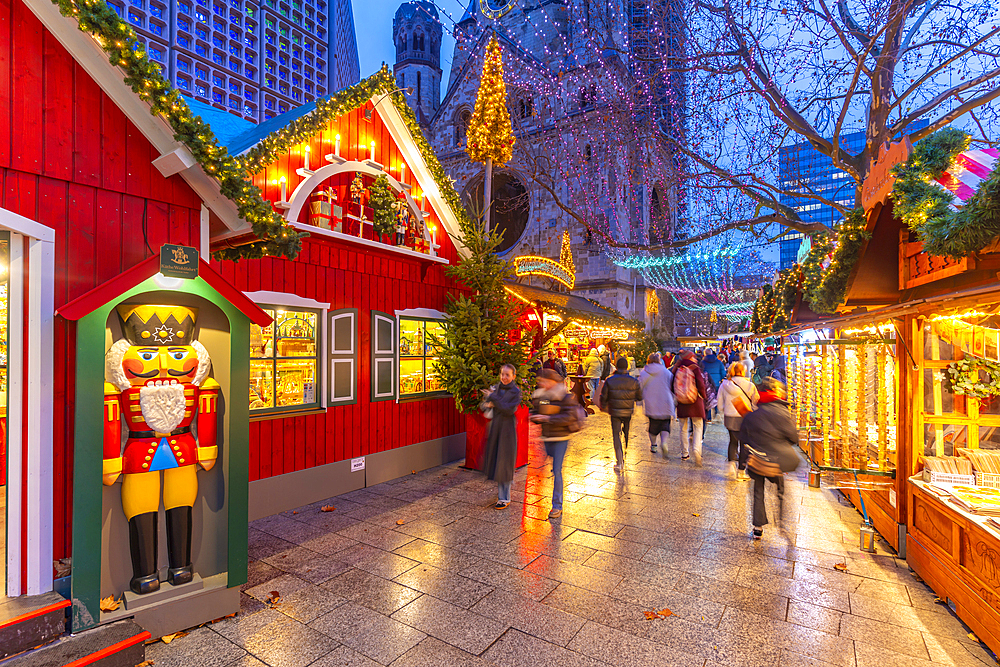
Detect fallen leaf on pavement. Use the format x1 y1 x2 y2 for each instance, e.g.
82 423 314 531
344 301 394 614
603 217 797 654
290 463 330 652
321 505 335 512
969 632 980 642
692 513 700 517
659 608 673 618
292 511 298 514
266 591 281 604
160 631 187 644
834 563 847 572
136 661 155 667
99 595 121 612
643 611 659 620
396 519 405 525
411 470 416 474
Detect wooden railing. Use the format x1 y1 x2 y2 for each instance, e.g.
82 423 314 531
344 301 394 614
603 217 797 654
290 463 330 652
899 230 971 290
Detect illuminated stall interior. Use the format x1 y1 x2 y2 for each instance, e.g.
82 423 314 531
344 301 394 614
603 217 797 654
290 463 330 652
399 317 446 397
787 322 898 475
250 308 320 412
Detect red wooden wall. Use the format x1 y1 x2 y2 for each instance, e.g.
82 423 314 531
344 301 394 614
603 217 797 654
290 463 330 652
0 0 205 562
215 219 465 482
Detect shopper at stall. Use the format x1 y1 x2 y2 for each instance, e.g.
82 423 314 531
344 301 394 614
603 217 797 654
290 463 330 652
740 350 754 379
639 353 674 454
543 350 567 378
701 351 726 420
480 364 522 509
601 357 643 471
739 378 800 538
530 369 580 519
672 350 707 465
599 345 612 382
583 348 603 403
718 362 759 480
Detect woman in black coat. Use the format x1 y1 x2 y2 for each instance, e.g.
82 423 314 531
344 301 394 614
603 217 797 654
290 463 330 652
481 364 522 508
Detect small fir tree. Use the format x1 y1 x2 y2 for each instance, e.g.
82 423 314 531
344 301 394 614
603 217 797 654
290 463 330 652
466 36 515 232
431 215 530 413
368 174 396 238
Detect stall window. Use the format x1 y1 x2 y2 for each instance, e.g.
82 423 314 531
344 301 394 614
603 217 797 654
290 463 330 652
399 318 446 398
328 309 357 405
371 311 397 402
250 307 320 413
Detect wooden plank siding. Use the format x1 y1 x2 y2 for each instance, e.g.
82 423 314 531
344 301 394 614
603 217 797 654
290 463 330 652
0 0 205 562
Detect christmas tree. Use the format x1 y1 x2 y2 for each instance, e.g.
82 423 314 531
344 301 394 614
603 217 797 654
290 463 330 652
430 215 530 414
467 37 515 166
368 174 396 238
466 36 515 232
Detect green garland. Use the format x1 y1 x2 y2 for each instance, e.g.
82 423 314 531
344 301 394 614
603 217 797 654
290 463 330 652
891 128 1000 260
53 0 303 260
50 0 470 260
944 357 1000 399
805 207 869 314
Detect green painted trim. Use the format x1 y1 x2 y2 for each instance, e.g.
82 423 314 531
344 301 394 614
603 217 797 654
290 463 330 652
70 275 252 630
328 308 359 407
371 310 397 403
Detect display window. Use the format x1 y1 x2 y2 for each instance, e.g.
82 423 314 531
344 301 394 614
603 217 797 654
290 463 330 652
250 306 320 413
399 317 446 398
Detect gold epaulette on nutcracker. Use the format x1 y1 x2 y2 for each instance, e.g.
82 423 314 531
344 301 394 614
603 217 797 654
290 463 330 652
104 382 120 396
200 377 221 391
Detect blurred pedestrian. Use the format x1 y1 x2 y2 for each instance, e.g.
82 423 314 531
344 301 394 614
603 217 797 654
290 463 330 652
583 348 603 403
739 350 753 379
672 350 707 465
599 345 612 382
481 364 522 509
739 379 801 538
701 350 726 421
718 362 758 480
601 357 642 471
638 353 674 455
530 369 580 519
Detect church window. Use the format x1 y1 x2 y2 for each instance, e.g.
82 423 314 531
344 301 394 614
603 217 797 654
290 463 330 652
584 144 592 162
415 31 424 51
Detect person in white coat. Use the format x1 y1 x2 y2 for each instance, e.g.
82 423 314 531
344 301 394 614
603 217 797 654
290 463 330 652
739 350 754 380
718 362 759 479
638 353 675 455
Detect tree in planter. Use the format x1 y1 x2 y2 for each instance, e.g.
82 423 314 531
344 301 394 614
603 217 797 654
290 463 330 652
368 174 397 241
431 215 530 414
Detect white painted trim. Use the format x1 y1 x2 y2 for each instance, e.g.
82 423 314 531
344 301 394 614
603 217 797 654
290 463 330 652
394 308 446 320
20 0 243 232
6 234 24 597
374 95 468 258
200 205 211 258
26 237 54 595
0 207 55 243
289 223 449 265
242 291 331 311
152 147 198 178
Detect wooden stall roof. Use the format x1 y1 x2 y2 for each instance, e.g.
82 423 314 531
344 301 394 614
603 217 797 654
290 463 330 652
843 201 906 309
503 281 629 328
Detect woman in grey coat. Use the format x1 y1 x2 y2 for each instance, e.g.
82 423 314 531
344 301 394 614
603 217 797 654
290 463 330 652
481 364 522 508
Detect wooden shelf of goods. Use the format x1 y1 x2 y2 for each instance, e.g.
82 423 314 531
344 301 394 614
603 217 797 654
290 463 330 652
907 479 1000 656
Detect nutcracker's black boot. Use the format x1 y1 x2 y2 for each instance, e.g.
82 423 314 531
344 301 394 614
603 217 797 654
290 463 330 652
166 506 194 586
129 512 160 595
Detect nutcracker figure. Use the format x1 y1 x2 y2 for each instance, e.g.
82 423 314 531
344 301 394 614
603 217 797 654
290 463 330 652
395 203 408 246
103 305 220 595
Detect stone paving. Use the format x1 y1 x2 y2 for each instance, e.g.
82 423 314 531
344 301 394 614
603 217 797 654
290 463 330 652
150 410 998 667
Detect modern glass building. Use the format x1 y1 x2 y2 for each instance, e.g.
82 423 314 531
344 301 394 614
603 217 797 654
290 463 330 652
777 120 928 270
112 0 360 123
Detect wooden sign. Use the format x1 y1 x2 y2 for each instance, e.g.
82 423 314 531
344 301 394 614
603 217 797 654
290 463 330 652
861 138 912 210
159 244 199 279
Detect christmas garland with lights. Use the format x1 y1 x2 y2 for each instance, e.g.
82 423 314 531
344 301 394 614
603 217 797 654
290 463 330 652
52 0 303 260
944 357 1000 400
891 128 1000 260
805 208 869 314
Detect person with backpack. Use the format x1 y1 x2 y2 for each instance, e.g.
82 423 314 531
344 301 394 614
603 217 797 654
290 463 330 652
638 353 674 454
601 357 643 471
751 351 774 387
530 368 583 519
739 378 801 538
671 350 707 465
718 362 759 480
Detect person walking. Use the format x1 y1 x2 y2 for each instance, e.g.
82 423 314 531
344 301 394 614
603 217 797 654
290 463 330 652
739 379 801 538
601 357 642 471
671 350 707 465
583 348 603 403
481 364 522 509
638 353 674 455
739 350 753 379
530 369 579 519
718 362 759 480
701 351 726 421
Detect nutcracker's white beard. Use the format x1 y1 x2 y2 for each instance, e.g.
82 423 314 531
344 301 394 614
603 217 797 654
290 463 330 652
139 381 186 433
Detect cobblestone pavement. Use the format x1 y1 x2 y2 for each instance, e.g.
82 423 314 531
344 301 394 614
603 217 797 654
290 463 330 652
150 410 997 667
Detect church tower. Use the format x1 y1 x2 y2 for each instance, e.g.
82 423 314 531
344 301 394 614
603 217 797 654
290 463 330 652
393 1 442 126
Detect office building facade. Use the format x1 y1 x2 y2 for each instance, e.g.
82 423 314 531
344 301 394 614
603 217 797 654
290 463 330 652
111 0 360 123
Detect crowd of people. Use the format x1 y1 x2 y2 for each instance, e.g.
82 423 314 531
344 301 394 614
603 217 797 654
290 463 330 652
478 343 798 539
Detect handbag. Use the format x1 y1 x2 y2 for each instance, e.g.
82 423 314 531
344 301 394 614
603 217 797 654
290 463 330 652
747 454 782 477
732 381 753 416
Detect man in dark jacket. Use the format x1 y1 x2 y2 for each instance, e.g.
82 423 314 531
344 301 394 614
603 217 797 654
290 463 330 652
543 350 567 378
599 345 612 382
739 379 801 538
601 357 642 471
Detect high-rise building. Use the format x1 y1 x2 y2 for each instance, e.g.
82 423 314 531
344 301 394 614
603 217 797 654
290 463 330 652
111 0 360 124
777 119 928 271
